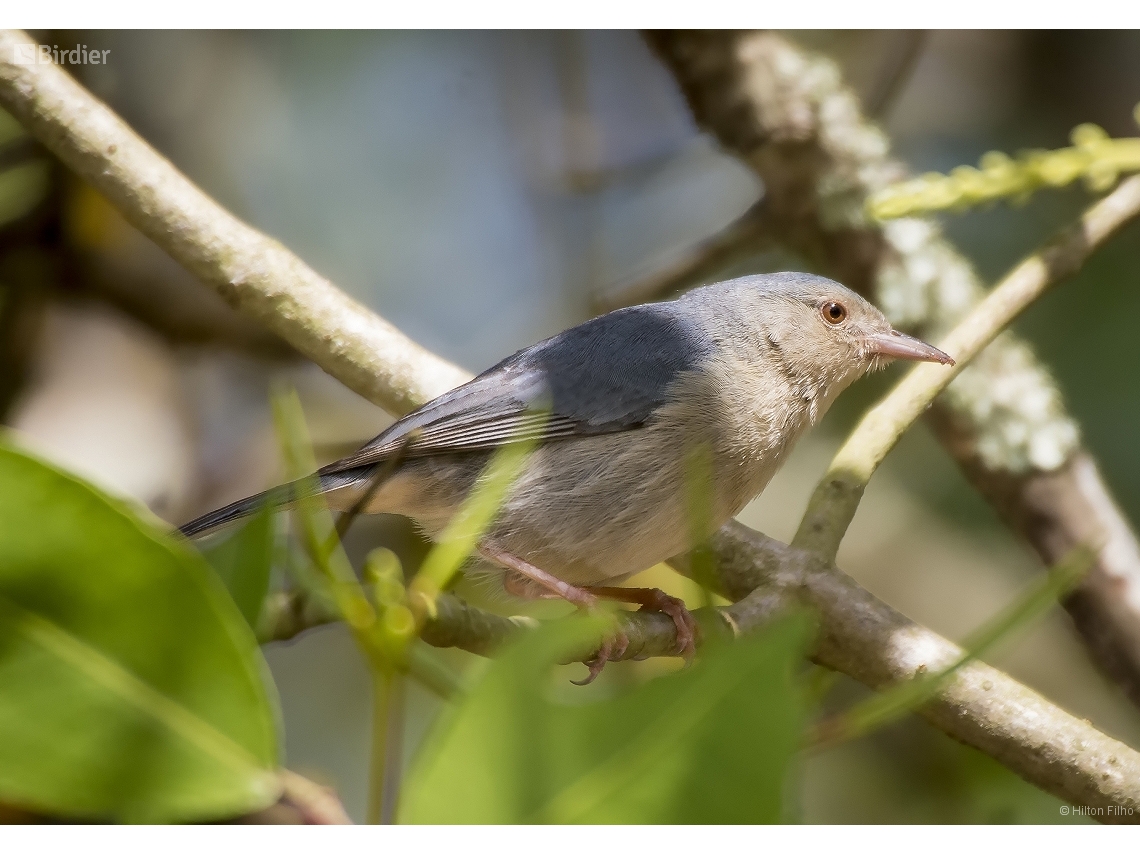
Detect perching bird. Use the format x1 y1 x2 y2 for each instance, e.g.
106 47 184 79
181 272 952 681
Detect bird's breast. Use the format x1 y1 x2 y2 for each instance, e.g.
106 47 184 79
643 362 815 526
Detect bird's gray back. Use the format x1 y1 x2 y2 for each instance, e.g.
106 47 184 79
321 302 715 474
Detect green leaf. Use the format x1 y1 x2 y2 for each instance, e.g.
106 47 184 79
201 504 275 629
401 612 811 824
0 442 281 822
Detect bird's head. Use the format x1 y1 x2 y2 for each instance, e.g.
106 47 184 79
692 272 953 412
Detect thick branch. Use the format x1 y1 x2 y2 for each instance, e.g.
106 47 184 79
644 30 1140 707
0 30 470 417
266 526 1140 818
5 28 1140 819
708 523 1140 822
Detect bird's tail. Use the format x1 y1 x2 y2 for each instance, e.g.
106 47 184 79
178 469 370 538
178 483 297 538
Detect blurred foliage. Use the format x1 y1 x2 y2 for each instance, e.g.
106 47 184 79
401 613 811 823
0 440 280 822
869 106 1140 219
0 110 50 231
804 685 1084 823
267 388 543 672
266 391 819 824
0 162 50 232
408 413 547 621
271 388 383 655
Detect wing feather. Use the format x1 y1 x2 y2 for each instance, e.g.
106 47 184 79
319 303 710 476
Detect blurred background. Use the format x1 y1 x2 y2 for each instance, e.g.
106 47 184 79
3 29 1140 823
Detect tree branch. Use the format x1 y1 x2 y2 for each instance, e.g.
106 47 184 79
264 525 1140 818
259 587 715 665
707 523 1140 822
4 28 1140 819
0 30 469 417
643 30 1140 707
794 174 1140 558
591 200 774 313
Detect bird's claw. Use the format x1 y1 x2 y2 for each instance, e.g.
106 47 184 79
570 588 700 684
640 590 700 664
572 627 630 686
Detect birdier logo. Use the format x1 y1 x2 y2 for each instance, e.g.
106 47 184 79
12 43 110 66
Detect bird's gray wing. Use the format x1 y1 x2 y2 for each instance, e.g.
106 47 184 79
319 303 711 475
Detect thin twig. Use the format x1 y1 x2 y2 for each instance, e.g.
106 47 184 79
793 173 1140 559
367 672 405 825
332 432 418 542
276 770 353 825
380 674 406 824
863 30 927 119
591 200 772 313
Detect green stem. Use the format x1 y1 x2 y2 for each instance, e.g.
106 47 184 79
367 671 406 824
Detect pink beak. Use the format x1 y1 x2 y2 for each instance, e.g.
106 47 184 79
864 330 955 365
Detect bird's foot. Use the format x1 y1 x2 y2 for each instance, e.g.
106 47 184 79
584 586 700 664
479 544 630 685
640 589 699 663
571 625 630 686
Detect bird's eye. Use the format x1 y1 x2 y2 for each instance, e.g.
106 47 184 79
822 301 848 325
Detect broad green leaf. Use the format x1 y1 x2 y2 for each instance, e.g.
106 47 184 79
0 442 281 822
401 612 811 823
202 504 275 629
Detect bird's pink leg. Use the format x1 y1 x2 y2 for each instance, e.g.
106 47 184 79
479 544 628 684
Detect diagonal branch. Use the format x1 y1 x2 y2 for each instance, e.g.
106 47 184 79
4 28 1140 820
794 174 1140 558
643 30 1140 707
706 523 1140 822
591 200 775 313
0 31 469 417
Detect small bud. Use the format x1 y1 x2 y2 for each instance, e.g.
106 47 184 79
1071 123 1108 148
364 547 402 584
383 604 416 638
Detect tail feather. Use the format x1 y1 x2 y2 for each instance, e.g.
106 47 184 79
178 468 377 539
178 484 294 538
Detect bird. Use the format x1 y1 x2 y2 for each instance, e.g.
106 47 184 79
180 272 952 682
